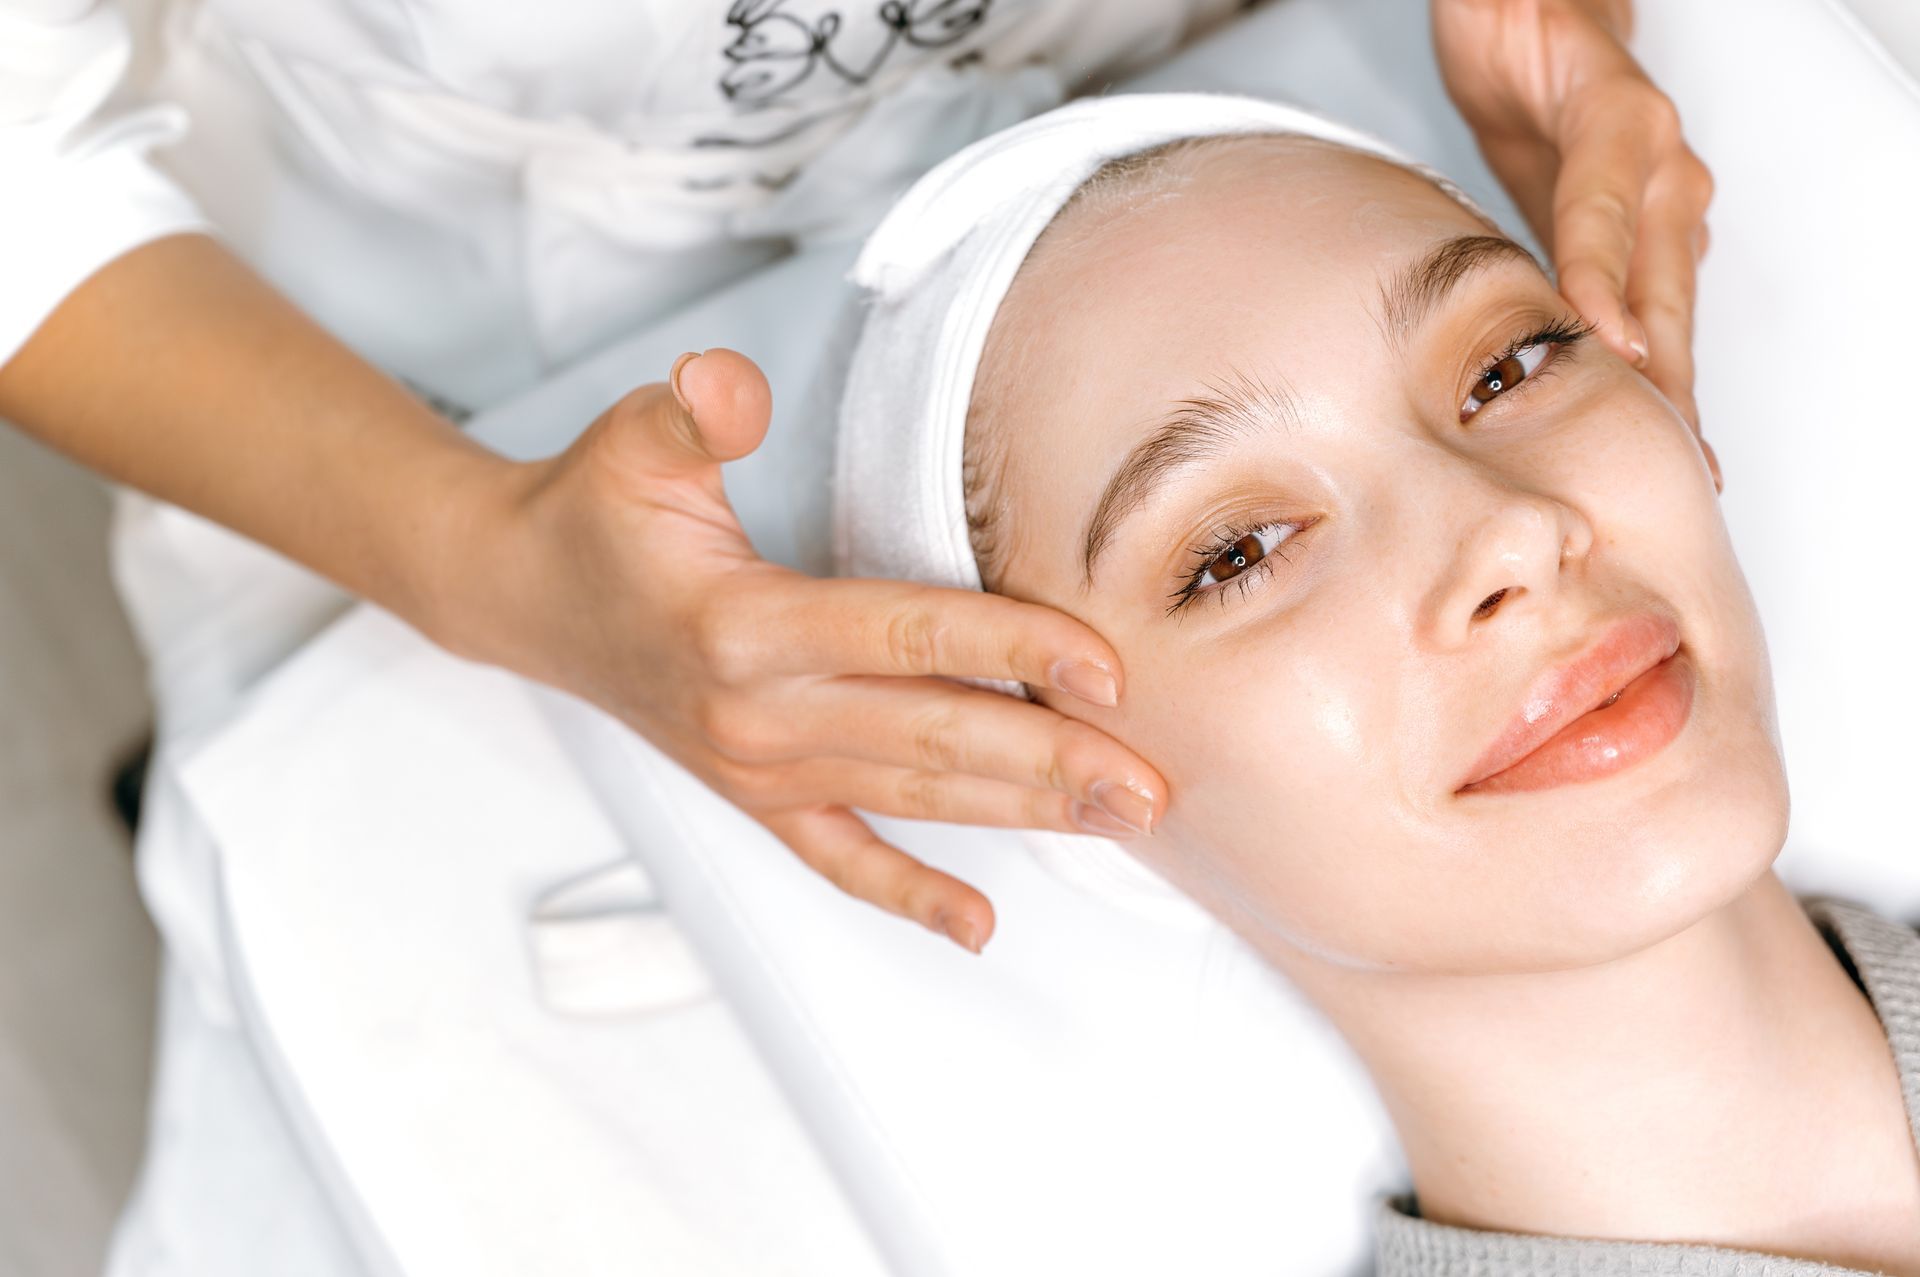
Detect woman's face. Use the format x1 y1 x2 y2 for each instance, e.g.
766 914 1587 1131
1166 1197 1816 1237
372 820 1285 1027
980 137 1787 975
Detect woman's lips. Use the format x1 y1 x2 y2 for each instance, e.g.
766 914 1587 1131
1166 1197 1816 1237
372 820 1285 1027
1457 613 1694 795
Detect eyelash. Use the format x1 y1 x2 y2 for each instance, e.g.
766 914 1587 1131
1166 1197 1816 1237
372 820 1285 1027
1462 312 1596 421
1165 517 1316 617
1164 312 1597 618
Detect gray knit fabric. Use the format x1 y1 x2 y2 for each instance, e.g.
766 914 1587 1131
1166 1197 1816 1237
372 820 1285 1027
1373 894 1920 1277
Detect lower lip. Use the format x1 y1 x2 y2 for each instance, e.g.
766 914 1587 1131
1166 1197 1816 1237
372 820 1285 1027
1460 651 1696 795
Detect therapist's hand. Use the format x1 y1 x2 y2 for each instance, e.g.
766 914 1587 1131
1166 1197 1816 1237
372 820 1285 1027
458 349 1165 954
1433 0 1721 488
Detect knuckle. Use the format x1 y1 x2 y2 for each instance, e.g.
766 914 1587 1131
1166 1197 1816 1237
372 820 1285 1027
690 607 761 687
1557 255 1626 307
812 848 862 897
1638 293 1692 334
708 754 784 806
1612 79 1680 140
894 769 954 821
805 830 879 901
1644 89 1682 139
859 854 914 914
599 387 659 439
699 693 783 762
591 386 677 469
1557 228 1634 297
896 886 941 926
1574 185 1636 238
1044 720 1105 792
883 595 949 673
787 828 855 892
1682 155 1715 209
1040 748 1068 795
906 701 969 772
1004 631 1036 685
1040 789 1079 833
703 753 756 801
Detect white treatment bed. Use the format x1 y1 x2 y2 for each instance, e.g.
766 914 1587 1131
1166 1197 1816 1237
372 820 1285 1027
172 2 1920 1273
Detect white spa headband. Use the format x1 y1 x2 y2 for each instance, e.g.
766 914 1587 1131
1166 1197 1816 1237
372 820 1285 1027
831 92 1489 918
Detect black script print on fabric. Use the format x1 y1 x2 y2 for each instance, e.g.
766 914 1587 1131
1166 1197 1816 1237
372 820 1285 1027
717 0 996 109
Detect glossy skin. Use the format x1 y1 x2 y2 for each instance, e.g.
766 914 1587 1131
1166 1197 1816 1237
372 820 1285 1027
976 135 1787 976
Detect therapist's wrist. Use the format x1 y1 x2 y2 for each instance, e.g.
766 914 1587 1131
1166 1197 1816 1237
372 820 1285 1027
396 437 547 672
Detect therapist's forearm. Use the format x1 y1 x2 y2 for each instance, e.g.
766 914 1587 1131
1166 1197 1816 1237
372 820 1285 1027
0 232 506 636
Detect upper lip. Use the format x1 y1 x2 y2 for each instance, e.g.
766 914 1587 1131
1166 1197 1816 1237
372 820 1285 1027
1457 611 1683 791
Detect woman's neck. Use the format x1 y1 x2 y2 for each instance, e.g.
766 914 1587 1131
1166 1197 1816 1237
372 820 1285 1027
1263 871 1920 1273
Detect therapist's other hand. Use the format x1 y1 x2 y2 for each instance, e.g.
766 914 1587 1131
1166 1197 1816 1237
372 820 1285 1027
1433 0 1721 488
460 349 1166 954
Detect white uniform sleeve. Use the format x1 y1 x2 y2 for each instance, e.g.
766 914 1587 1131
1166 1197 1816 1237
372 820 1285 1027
0 0 212 367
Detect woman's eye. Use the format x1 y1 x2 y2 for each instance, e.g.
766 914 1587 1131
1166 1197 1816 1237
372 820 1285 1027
1195 521 1300 589
1461 339 1554 418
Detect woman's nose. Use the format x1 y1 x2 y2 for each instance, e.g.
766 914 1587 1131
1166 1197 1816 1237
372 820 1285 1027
1419 486 1593 648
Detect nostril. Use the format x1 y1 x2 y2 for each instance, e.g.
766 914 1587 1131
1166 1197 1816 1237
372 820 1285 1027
1472 588 1509 620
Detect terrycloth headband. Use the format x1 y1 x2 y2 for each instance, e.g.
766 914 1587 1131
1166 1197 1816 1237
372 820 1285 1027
829 92 1481 918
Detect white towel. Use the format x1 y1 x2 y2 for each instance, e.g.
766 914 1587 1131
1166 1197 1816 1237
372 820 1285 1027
829 90 1484 914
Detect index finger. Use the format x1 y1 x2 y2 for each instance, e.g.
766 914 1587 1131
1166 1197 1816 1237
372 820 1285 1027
757 577 1124 708
1623 152 1713 435
1550 91 1663 365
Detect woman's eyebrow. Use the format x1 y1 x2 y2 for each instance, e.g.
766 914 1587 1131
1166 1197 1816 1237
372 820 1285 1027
1078 366 1299 591
1377 233 1544 351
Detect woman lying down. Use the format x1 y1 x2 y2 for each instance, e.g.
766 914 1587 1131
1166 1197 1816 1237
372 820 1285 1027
822 93 1920 1274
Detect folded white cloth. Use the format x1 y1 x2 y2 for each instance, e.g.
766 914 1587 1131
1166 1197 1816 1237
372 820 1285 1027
829 90 1486 913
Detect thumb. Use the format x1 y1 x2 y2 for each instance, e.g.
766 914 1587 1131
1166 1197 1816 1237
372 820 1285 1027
597 347 774 484
669 348 773 464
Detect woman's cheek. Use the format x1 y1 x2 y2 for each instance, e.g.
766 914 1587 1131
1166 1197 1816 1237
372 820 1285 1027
1146 648 1378 843
1119 628 1428 958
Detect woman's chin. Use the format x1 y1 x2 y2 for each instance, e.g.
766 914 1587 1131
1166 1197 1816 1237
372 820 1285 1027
1493 754 1789 972
1254 766 1787 978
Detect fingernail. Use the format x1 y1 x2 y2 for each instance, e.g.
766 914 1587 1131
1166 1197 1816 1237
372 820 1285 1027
1088 779 1154 835
669 351 702 415
1050 658 1117 707
1624 315 1650 366
1072 800 1140 838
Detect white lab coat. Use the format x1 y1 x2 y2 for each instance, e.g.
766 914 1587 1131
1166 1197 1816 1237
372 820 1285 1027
0 1 1241 1272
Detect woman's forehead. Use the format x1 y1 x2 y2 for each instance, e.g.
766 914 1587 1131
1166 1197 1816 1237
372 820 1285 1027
1035 136 1478 284
994 142 1495 423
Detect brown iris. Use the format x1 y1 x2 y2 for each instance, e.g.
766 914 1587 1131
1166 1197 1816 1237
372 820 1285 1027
1206 532 1265 583
1469 354 1528 407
